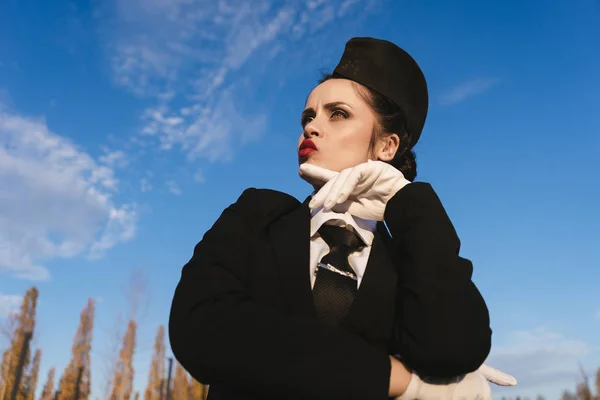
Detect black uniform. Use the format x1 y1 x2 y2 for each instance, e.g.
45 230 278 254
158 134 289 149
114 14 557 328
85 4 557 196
169 182 491 400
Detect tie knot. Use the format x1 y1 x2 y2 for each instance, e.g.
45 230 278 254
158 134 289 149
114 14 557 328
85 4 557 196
318 224 364 253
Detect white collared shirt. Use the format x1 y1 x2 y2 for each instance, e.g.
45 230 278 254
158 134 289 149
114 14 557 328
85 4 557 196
309 205 377 289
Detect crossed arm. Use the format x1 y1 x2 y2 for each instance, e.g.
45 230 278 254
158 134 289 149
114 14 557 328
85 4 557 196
169 185 502 399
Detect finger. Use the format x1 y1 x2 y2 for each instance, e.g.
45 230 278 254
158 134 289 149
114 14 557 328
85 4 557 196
309 178 335 210
323 169 352 209
299 163 338 183
478 364 517 386
336 165 365 204
479 364 517 386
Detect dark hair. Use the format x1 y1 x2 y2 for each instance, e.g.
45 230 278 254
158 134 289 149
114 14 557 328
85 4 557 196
319 73 417 181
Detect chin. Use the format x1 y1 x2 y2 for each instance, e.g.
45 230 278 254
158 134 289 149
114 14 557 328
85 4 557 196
298 157 316 166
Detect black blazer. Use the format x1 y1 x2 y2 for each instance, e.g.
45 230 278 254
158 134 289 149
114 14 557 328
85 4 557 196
169 182 491 400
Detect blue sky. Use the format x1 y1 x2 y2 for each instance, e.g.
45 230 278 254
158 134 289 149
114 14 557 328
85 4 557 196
1 0 599 398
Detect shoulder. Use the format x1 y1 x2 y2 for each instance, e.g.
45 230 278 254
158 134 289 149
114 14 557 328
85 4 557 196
227 187 303 227
388 181 438 207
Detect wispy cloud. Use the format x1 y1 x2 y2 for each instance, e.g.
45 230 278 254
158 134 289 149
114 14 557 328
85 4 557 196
166 180 182 196
104 0 351 97
439 77 500 106
103 1 290 99
140 178 152 192
192 169 205 183
0 106 137 280
99 148 129 169
98 0 376 185
487 327 592 396
140 89 267 162
0 293 22 318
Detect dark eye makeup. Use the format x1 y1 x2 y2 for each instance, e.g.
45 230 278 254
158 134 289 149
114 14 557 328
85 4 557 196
301 107 350 127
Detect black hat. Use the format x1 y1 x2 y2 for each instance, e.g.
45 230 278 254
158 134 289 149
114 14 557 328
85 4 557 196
332 37 428 148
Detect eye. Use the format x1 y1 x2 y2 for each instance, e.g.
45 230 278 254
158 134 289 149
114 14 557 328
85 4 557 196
301 115 314 127
330 109 349 120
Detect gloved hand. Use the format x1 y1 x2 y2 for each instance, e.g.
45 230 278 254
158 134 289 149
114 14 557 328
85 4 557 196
299 160 410 221
396 363 517 400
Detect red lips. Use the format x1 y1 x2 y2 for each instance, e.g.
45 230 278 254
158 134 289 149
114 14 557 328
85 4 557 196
299 139 317 157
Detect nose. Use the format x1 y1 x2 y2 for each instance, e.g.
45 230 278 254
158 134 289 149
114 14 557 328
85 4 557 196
303 120 320 139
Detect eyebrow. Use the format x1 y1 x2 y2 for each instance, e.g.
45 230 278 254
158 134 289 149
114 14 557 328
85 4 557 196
301 101 353 121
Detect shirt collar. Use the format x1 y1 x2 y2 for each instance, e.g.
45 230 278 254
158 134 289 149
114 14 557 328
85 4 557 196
309 201 376 246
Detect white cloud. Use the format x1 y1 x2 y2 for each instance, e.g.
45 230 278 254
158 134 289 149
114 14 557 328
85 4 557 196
100 0 374 163
0 294 22 318
166 180 182 196
486 327 592 397
140 178 152 192
106 0 297 97
439 77 500 106
192 169 204 183
141 89 267 162
338 0 361 17
0 108 137 280
89 205 137 258
99 148 129 168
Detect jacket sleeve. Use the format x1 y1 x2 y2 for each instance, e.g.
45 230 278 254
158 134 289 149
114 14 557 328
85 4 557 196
384 182 492 378
169 190 392 400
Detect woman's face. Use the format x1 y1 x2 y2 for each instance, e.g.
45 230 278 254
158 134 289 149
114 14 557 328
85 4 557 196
297 79 376 173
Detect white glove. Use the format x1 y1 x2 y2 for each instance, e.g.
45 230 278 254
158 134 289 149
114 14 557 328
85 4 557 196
299 160 410 221
396 363 517 400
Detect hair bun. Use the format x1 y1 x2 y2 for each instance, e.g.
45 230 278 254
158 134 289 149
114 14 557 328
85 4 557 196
395 149 416 181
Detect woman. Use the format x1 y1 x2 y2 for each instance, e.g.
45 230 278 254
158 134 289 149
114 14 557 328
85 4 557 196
169 37 515 399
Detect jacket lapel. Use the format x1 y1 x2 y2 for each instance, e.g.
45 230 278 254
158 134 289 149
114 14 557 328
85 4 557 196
341 222 398 348
268 207 397 337
268 196 316 320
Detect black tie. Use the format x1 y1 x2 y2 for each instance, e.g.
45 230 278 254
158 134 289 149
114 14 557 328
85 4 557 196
313 224 364 327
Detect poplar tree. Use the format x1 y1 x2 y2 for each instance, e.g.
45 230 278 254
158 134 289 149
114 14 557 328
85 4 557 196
109 320 137 400
561 391 578 400
104 269 148 400
0 352 11 400
576 382 593 400
596 367 600 398
57 298 95 400
0 287 38 400
23 349 40 400
171 363 189 400
144 326 165 400
39 368 55 400
188 378 206 400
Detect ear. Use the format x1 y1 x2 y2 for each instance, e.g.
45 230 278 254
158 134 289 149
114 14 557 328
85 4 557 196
376 133 400 162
